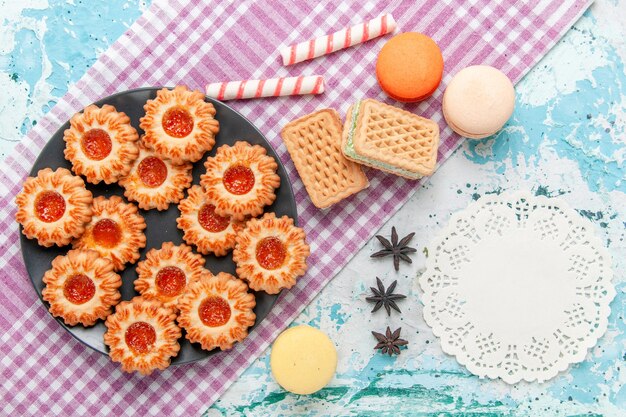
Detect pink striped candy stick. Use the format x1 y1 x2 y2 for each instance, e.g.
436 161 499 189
280 13 397 66
206 75 325 101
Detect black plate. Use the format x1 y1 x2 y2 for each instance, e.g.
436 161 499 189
20 87 296 365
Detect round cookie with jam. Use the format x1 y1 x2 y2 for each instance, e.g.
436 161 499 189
15 167 93 247
42 249 121 327
72 196 146 271
63 104 140 184
233 213 309 294
104 297 181 375
134 242 208 311
118 141 193 211
177 272 256 351
200 141 280 221
140 85 220 164
176 185 245 256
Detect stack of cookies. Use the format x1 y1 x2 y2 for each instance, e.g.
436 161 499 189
281 99 440 209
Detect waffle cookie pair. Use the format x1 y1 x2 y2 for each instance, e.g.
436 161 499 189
342 99 439 180
281 99 439 208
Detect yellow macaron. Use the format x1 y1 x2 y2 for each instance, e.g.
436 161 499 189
270 325 337 395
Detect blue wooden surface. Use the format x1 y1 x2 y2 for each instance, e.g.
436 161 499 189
1 1 624 415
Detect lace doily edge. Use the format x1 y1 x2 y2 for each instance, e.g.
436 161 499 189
417 190 617 384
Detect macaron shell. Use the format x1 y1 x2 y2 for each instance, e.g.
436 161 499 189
376 32 444 102
442 65 515 139
270 325 338 395
442 92 497 139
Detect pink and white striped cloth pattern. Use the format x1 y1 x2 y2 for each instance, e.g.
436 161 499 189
0 1 591 416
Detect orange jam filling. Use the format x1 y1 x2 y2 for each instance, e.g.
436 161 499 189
155 266 186 297
34 190 66 223
125 321 156 355
162 106 194 138
256 236 287 270
137 156 167 188
81 128 112 161
63 273 96 305
222 165 255 195
198 296 231 327
92 218 122 248
198 204 230 233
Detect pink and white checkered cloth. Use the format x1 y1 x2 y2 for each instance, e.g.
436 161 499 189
0 1 590 415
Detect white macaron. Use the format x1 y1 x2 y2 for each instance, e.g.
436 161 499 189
442 65 515 139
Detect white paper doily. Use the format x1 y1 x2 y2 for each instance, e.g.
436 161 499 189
419 191 615 384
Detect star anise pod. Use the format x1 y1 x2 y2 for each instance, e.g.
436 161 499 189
372 326 408 356
366 277 406 316
371 226 417 271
